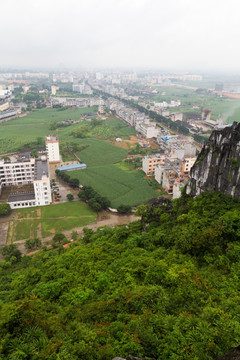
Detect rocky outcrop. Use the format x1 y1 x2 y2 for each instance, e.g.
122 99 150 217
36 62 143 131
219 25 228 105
215 344 240 359
187 122 240 198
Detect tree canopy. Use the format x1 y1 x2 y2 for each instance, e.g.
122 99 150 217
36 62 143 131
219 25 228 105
0 191 240 359
0 203 11 216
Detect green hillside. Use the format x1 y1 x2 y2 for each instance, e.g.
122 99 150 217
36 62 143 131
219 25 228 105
1 191 240 359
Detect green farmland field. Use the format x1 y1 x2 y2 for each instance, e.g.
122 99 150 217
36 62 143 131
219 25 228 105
150 86 240 121
0 107 97 154
92 117 136 139
1 108 162 209
70 164 159 208
75 138 127 166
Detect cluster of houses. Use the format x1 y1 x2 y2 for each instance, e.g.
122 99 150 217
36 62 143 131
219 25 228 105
142 140 197 198
51 96 104 110
104 97 160 139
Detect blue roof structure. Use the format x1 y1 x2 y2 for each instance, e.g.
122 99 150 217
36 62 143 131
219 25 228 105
58 164 87 171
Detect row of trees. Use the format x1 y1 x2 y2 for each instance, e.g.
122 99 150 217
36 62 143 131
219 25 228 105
78 185 111 212
93 88 191 137
55 169 80 188
56 172 132 212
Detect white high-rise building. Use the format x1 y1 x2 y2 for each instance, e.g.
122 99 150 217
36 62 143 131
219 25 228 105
33 158 52 206
45 135 60 163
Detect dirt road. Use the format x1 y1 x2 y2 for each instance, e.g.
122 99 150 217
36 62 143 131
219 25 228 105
14 212 140 254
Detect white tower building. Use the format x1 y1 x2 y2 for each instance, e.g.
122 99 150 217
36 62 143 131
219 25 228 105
45 135 60 163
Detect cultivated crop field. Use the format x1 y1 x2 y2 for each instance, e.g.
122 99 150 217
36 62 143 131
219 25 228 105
0 107 97 154
1 108 161 208
92 117 136 139
75 138 127 166
8 202 96 242
150 86 240 121
70 164 159 208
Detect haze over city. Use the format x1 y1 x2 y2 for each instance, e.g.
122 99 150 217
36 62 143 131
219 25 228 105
1 0 240 71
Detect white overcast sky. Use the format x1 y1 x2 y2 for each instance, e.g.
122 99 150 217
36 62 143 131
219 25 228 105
1 0 240 71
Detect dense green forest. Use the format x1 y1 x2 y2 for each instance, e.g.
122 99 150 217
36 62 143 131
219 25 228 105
1 191 240 359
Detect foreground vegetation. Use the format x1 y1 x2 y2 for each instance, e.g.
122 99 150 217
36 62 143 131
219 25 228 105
1 191 240 359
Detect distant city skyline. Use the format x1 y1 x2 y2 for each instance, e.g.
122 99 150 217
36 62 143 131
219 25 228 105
1 0 240 72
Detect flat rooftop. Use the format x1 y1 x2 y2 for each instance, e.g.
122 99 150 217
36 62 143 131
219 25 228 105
34 159 48 180
0 184 35 202
8 193 35 203
58 163 87 171
46 135 58 141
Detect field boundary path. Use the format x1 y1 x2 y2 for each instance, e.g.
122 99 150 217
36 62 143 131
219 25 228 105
16 213 140 254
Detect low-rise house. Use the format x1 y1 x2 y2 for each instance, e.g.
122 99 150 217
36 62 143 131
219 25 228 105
154 159 187 195
136 122 160 138
142 155 165 175
181 157 197 174
169 112 183 122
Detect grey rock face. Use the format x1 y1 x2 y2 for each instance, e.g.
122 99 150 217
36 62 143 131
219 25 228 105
187 122 240 198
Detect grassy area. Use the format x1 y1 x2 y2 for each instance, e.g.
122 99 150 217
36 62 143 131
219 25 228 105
92 117 136 139
227 106 240 124
60 146 76 162
150 86 240 121
8 202 96 242
0 107 97 154
13 220 39 240
69 164 159 208
14 207 39 219
1 108 164 210
75 138 127 166
41 217 95 238
41 201 95 217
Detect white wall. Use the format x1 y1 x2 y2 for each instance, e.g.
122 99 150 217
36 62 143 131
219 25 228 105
34 176 51 206
46 141 60 162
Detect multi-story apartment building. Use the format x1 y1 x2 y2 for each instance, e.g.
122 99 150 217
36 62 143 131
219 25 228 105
135 122 160 139
45 135 60 163
0 155 35 188
142 155 165 175
0 101 9 112
181 157 197 174
0 155 52 209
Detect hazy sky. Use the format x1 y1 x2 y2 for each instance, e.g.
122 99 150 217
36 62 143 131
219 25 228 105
1 0 240 71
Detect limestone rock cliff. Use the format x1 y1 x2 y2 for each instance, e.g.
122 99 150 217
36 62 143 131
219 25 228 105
187 122 240 198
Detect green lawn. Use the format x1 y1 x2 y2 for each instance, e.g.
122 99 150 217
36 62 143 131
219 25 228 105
14 207 39 219
41 216 96 238
9 202 97 242
14 220 38 240
41 201 95 218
